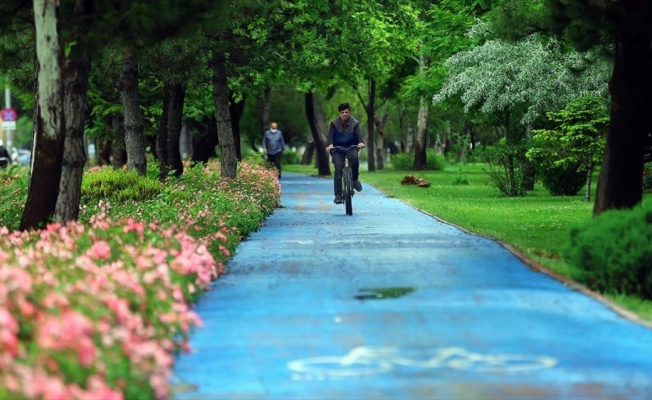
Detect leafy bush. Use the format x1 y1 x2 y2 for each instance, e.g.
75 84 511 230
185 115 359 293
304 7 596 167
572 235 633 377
644 162 652 193
81 167 163 204
565 201 652 299
389 152 412 170
452 169 470 185
472 145 495 163
426 150 447 171
282 149 301 165
483 145 528 197
390 150 446 171
537 162 586 196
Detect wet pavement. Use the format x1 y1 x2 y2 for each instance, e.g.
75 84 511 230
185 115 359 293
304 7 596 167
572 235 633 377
171 172 652 400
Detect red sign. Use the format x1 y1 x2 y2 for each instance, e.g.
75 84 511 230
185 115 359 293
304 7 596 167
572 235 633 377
1 108 17 122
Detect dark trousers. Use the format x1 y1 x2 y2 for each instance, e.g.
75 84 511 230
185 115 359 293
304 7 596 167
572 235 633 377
267 152 282 177
332 148 359 196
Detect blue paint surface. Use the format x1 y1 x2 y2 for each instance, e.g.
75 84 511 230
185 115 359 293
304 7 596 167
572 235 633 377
172 173 652 399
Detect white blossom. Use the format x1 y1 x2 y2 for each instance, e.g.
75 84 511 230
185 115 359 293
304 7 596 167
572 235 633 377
432 29 612 124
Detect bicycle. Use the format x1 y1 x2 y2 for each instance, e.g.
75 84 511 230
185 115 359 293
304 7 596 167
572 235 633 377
330 145 363 215
288 346 557 378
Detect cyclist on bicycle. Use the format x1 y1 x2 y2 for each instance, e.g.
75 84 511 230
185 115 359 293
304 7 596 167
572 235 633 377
325 103 365 204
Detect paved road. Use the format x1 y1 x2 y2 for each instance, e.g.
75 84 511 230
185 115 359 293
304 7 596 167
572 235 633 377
171 172 652 400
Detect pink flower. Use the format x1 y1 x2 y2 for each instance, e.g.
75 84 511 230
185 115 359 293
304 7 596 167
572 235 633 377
89 240 112 260
123 218 144 236
0 328 19 356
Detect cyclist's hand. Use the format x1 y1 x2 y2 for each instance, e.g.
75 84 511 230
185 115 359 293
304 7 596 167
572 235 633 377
325 145 334 152
357 143 366 149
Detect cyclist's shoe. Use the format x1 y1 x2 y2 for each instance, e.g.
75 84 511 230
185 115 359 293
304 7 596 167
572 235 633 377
334 195 343 204
353 180 363 192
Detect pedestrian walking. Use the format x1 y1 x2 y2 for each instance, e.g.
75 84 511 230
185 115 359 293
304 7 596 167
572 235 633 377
262 122 286 179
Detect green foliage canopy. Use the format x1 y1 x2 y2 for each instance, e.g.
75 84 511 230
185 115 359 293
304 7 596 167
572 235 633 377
526 95 609 172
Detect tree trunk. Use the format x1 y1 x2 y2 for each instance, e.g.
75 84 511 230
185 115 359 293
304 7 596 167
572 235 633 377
230 95 246 160
301 138 315 165
55 6 91 223
374 112 389 170
167 82 185 178
180 123 192 160
398 106 407 153
157 85 171 177
305 91 330 176
406 121 414 154
111 114 126 169
465 121 477 151
585 159 593 203
523 123 536 191
211 52 237 179
97 139 111 166
117 49 147 175
191 116 218 164
365 80 376 172
21 2 65 231
594 5 652 214
414 54 429 170
414 94 428 170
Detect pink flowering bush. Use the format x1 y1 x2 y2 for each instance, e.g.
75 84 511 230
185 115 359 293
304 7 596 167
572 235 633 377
0 160 281 399
78 160 281 268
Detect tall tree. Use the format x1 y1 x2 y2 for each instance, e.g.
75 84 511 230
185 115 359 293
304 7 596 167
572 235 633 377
497 0 651 213
211 50 237 178
116 49 147 175
546 0 652 214
21 0 65 230
348 2 417 172
54 0 93 223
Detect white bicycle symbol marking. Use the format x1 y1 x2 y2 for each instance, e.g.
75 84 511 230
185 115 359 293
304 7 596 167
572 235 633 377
288 346 557 379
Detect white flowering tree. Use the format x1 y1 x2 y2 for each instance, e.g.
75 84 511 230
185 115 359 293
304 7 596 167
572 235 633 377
431 24 610 196
433 26 610 142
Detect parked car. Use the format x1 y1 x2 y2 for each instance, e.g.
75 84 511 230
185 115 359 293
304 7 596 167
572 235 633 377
16 149 31 165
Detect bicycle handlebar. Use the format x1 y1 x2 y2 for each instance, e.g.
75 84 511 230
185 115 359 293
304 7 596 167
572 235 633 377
329 145 364 153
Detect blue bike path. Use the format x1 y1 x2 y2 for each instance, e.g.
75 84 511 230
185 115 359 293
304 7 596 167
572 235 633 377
171 172 652 400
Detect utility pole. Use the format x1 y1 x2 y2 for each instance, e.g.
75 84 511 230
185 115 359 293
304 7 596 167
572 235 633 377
4 87 13 151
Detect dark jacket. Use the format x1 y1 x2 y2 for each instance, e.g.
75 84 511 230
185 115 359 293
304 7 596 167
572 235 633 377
327 116 364 147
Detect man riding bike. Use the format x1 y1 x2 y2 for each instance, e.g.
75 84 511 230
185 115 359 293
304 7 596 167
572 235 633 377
325 103 365 204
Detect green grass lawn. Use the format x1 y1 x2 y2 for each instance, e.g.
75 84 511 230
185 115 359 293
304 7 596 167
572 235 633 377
285 162 652 323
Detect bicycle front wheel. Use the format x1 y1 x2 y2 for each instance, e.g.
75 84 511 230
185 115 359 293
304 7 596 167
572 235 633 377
343 168 353 215
345 192 352 215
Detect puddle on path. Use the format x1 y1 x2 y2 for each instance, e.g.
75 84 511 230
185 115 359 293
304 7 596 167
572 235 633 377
354 287 415 301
